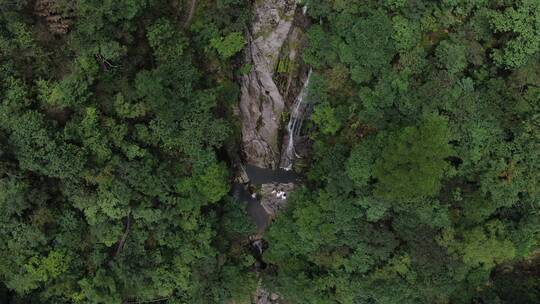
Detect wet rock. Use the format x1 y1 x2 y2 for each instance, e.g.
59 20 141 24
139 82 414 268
260 182 295 217
240 0 297 169
255 285 270 304
280 68 313 169
270 293 280 301
234 163 250 184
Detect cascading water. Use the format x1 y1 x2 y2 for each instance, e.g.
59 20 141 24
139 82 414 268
236 3 313 302
280 68 313 170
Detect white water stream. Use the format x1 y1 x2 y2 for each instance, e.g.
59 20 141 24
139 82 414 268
280 68 313 170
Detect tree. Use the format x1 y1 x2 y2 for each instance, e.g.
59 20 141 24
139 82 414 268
436 39 468 75
311 102 342 135
210 32 245 59
338 10 395 83
489 0 540 68
373 114 452 201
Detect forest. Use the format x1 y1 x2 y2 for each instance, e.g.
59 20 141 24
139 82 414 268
0 0 539 304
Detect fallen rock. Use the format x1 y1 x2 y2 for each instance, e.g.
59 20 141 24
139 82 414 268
270 293 280 301
260 182 295 217
234 163 250 184
255 285 270 304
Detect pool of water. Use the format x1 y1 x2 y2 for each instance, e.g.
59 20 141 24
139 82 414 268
232 183 269 232
232 165 299 232
245 164 299 184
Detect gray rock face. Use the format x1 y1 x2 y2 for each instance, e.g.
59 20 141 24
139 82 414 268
260 182 296 217
270 293 280 301
255 284 282 304
240 0 297 168
255 284 270 304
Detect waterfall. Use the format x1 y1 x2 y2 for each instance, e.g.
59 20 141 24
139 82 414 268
280 69 313 170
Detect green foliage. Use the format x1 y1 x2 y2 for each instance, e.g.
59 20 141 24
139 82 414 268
392 16 420 52
477 257 540 304
436 39 468 75
311 102 341 135
460 221 516 270
374 114 452 201
210 32 245 59
338 10 395 83
0 1 253 303
1 1 539 303
147 18 187 62
264 1 540 303
303 25 338 68
489 0 540 68
346 137 377 188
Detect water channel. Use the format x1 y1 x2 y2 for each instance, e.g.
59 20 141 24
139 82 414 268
232 165 300 232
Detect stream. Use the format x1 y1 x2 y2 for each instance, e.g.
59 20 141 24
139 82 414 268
280 68 313 170
234 2 312 302
234 0 314 235
232 165 299 232
234 67 312 232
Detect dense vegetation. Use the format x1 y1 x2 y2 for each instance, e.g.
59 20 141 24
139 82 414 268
264 1 540 303
0 0 256 303
0 0 539 304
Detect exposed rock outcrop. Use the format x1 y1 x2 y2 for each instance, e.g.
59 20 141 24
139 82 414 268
260 182 295 218
238 2 312 303
255 283 283 304
239 0 297 169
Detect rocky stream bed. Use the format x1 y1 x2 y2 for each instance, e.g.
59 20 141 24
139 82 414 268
233 1 313 303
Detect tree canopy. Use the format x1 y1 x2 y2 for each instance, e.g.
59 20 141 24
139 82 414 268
263 1 540 303
1 0 539 303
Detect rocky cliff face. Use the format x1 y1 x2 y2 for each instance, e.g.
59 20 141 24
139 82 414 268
239 3 310 303
239 0 297 169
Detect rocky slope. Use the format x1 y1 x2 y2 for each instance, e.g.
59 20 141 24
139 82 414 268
236 3 311 303
239 0 298 169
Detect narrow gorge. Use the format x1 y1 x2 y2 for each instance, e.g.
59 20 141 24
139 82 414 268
236 0 312 224
234 2 313 302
